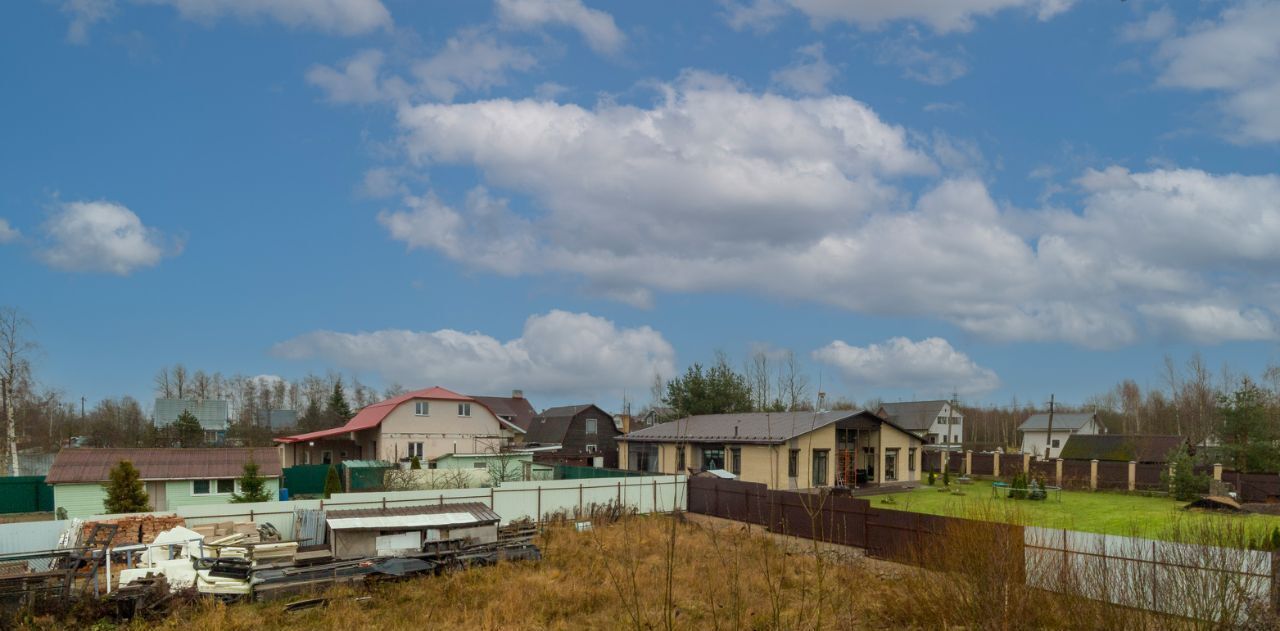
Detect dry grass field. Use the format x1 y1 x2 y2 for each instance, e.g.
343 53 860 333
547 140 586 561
15 511 1275 630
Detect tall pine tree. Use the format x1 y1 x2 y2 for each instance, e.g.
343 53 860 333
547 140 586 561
172 409 204 447
231 457 272 503
326 378 353 427
104 460 150 514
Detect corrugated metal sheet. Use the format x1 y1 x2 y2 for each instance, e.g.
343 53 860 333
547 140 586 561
327 512 485 530
327 501 500 522
46 448 282 483
294 508 326 546
0 520 72 556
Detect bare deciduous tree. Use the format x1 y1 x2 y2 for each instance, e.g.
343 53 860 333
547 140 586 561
0 307 36 475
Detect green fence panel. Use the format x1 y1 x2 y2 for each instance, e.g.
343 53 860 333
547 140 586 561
341 463 391 491
283 464 332 496
553 465 644 480
0 476 53 514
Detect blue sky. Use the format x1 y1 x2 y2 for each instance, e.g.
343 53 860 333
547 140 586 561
3 0 1279 412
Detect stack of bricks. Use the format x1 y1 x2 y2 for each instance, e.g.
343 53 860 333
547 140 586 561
81 514 187 547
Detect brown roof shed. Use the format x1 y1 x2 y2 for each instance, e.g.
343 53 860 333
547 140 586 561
45 447 282 484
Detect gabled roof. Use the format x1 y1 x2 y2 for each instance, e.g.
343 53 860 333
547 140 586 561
1058 435 1184 463
276 386 523 444
470 394 537 431
619 410 919 445
46 448 281 484
524 404 612 445
1018 412 1097 432
877 400 955 432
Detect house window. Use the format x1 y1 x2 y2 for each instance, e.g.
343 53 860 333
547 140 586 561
1051 439 1060 448
585 418 597 434
408 442 424 459
322 450 333 465
812 449 829 486
676 446 686 471
458 403 471 417
193 479 236 495
586 444 598 453
885 449 899 482
788 449 799 478
473 461 486 469
730 447 741 475
908 448 916 472
415 401 430 416
701 446 725 470
302 452 311 465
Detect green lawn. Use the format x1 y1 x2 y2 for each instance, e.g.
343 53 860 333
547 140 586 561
873 480 1280 543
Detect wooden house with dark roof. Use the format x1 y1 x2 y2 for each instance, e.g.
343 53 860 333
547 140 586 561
523 404 619 467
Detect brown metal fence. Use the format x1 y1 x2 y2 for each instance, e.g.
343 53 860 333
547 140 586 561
1135 463 1165 490
1061 460 1092 490
1225 472 1280 503
686 477 1021 570
971 454 994 476
998 453 1025 479
1096 461 1130 491
1029 459 1056 481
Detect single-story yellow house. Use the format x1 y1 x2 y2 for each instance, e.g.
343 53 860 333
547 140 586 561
618 410 923 490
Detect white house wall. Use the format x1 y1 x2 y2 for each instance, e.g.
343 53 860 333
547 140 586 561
378 398 505 461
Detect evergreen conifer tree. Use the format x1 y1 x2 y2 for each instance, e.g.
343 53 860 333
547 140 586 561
104 460 150 514
323 465 342 498
231 457 272 503
326 379 353 426
172 409 204 447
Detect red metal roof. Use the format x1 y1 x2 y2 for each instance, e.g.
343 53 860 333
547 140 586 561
275 386 521 444
45 448 282 484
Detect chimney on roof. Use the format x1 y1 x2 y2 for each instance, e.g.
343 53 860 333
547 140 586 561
512 389 523 399
734 425 739 438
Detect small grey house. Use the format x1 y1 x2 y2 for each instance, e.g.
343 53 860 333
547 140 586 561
153 398 232 444
1019 412 1104 458
524 404 619 467
876 400 963 449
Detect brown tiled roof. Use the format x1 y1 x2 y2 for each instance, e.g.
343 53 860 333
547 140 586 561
45 448 282 484
471 394 538 431
326 501 500 522
619 410 919 445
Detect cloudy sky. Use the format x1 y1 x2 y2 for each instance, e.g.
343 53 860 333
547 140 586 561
3 0 1279 410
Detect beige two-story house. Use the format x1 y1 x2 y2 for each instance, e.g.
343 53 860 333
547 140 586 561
276 386 525 467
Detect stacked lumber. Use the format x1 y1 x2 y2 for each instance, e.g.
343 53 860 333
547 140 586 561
82 514 186 547
191 521 262 544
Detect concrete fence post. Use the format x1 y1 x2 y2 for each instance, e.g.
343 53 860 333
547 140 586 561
993 452 1000 478
1023 453 1031 474
1128 461 1136 492
965 450 973 476
1090 459 1099 491
1055 458 1063 487
1213 463 1223 482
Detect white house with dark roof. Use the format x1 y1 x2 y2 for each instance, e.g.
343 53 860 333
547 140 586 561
1018 412 1105 458
876 400 963 449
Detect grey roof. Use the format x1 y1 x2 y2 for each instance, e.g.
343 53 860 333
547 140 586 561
877 400 954 432
1018 412 1096 431
620 410 908 444
153 398 230 431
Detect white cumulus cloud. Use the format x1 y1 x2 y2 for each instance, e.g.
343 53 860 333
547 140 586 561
272 310 676 400
0 219 19 244
770 43 838 95
724 0 1074 34
496 0 625 55
813 337 1000 396
63 0 391 40
1153 1 1280 143
375 71 1280 348
38 200 175 274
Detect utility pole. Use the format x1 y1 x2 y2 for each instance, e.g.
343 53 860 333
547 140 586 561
1044 394 1055 460
947 390 958 449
